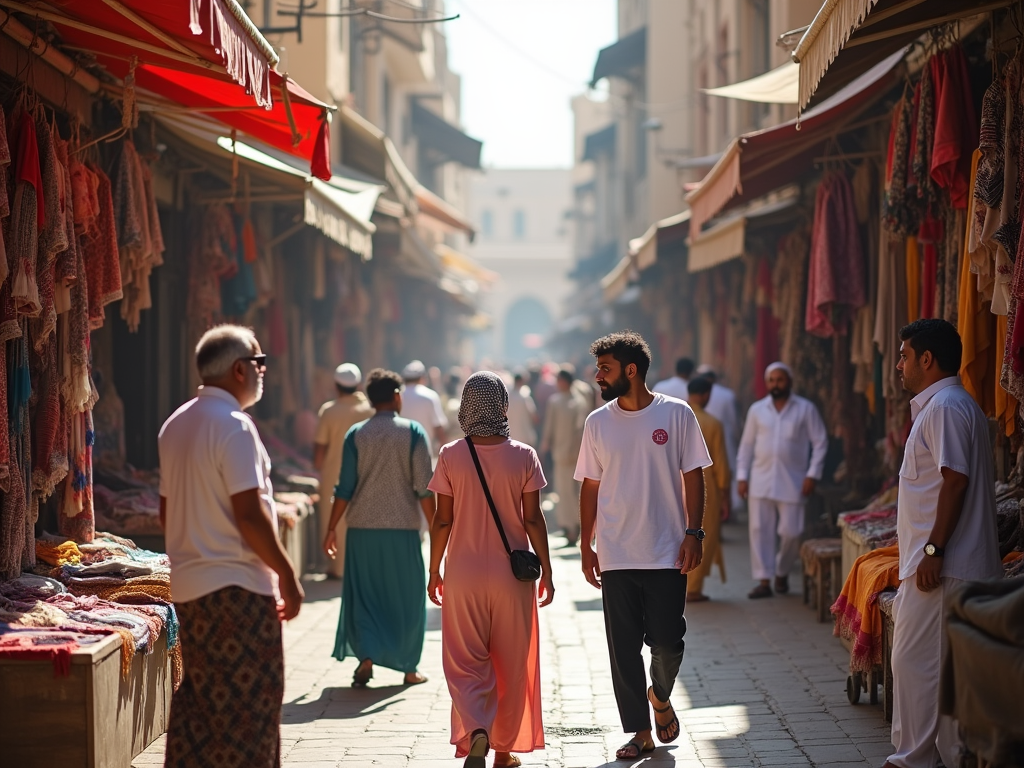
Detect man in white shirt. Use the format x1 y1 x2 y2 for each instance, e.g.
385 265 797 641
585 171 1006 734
508 370 539 446
158 325 303 766
885 320 1000 768
695 364 741 513
652 357 694 401
737 361 828 599
400 360 448 452
575 331 711 761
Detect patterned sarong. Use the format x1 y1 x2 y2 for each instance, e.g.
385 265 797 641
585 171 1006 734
165 586 283 768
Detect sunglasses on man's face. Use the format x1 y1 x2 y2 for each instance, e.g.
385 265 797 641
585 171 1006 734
240 354 267 369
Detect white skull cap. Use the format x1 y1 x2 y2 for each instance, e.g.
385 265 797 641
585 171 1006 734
764 361 793 380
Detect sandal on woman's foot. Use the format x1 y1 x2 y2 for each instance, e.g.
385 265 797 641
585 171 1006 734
494 756 522 768
687 592 710 603
648 687 680 744
351 659 373 688
464 730 489 768
404 671 428 685
615 738 654 760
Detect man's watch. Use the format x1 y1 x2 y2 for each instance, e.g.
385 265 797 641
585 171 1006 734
923 542 945 557
685 528 706 541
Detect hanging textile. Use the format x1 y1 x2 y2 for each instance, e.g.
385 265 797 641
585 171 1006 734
33 119 68 351
9 109 42 318
30 331 68 499
931 45 978 210
884 95 917 234
911 61 937 211
995 313 1017 437
113 141 164 332
960 150 996 416
918 216 942 319
906 237 920 322
772 227 809 366
806 173 867 337
1 327 32 580
81 166 123 329
0 106 10 284
874 232 909 400
60 410 95 543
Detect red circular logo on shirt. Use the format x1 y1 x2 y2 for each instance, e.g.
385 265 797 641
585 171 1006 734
652 429 669 445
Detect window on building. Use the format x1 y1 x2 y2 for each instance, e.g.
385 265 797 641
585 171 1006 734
481 209 493 238
513 209 526 240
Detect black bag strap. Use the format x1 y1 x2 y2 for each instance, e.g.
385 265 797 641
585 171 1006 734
464 438 512 556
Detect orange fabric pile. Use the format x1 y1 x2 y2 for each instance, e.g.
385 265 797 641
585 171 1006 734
831 545 901 673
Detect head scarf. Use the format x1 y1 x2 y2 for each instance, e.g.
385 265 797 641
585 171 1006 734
764 361 793 381
458 371 510 438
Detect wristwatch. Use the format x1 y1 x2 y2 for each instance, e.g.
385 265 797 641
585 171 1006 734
685 528 706 541
923 542 945 557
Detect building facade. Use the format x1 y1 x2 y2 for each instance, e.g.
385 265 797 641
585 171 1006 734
466 169 574 365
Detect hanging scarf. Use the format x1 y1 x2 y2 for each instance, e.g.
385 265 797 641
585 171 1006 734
458 371 510 438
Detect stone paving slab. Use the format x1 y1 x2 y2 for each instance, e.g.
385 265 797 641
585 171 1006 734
133 521 893 767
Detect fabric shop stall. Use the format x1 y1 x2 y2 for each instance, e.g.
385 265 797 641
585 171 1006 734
0 2 332 765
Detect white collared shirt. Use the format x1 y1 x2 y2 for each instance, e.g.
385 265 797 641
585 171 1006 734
158 386 278 603
705 382 740 468
898 377 1001 581
736 394 829 503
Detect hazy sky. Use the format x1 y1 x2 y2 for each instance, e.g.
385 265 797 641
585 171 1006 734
444 0 617 169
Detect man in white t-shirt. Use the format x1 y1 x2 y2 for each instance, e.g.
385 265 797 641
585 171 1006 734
158 324 303 765
651 357 694 402
400 360 448 452
575 331 712 761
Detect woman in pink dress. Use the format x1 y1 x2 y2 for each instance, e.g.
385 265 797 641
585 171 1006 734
428 372 555 768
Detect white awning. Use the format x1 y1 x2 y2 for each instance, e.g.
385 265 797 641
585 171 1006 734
688 217 746 273
601 255 634 301
215 136 379 259
702 61 799 104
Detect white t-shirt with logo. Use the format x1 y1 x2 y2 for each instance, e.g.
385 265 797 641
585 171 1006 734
574 393 713 571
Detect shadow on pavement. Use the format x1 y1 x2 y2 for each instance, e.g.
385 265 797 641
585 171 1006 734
589 745 681 766
282 685 408 723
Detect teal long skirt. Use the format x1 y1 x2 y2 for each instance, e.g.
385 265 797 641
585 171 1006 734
332 528 426 673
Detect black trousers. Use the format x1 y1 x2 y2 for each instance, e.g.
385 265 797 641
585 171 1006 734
602 569 688 733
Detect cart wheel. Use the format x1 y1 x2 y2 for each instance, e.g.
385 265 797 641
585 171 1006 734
846 674 861 704
869 670 880 705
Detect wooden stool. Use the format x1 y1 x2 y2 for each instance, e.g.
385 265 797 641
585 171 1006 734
801 538 843 623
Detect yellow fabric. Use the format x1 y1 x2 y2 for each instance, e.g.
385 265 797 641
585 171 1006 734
995 313 1017 437
906 236 920 323
959 150 996 416
35 540 83 566
688 405 729 594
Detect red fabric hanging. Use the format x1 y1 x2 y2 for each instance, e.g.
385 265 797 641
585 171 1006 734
918 215 943 319
931 46 978 209
311 117 332 182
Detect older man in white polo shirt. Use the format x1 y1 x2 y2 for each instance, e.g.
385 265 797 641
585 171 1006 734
737 361 828 599
886 319 1000 768
158 324 303 767
400 359 448 452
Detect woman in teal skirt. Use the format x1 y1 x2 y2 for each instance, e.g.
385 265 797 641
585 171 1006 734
322 368 436 686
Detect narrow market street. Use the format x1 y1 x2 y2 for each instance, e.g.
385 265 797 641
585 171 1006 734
132 522 893 768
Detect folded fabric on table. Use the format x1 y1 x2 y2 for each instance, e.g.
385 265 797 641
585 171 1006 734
831 545 901 673
0 625 92 677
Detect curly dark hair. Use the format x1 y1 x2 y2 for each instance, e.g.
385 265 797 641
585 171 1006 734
365 368 403 406
589 330 652 380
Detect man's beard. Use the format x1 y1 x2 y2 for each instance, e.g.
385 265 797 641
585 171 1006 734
599 372 630 401
769 386 790 400
253 376 264 404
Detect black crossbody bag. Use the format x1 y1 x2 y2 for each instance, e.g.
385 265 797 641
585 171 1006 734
464 438 542 582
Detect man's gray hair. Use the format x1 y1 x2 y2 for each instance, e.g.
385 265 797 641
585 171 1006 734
195 325 257 380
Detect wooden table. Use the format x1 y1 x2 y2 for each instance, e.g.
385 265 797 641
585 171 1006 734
0 631 171 767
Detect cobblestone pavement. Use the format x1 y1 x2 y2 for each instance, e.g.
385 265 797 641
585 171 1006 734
134 521 893 767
